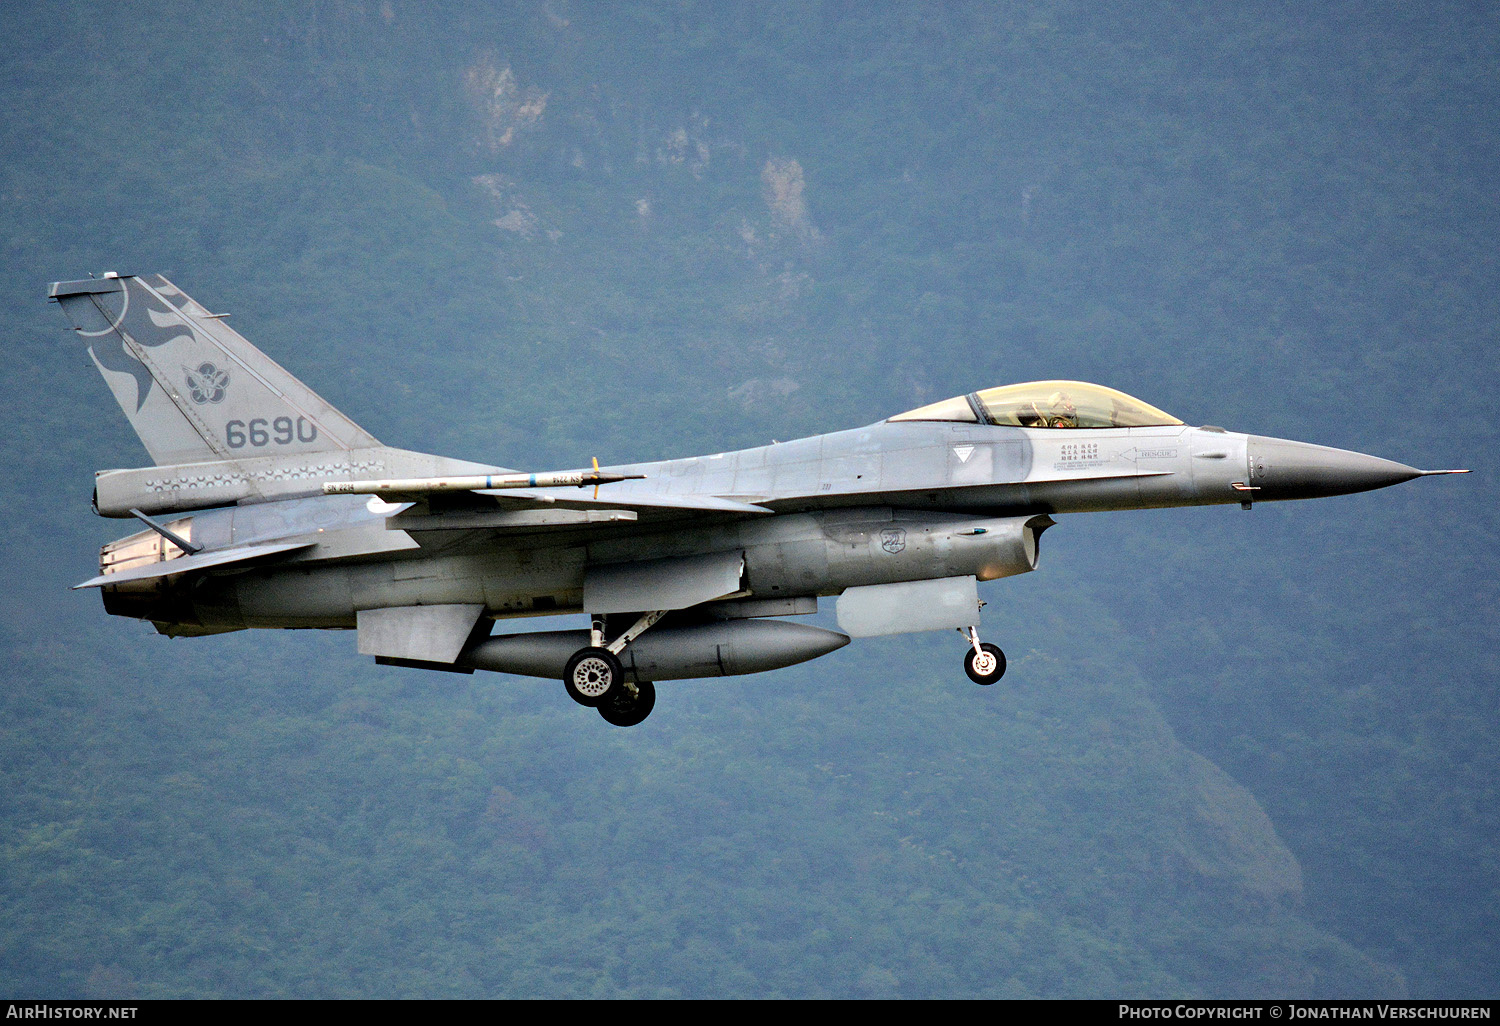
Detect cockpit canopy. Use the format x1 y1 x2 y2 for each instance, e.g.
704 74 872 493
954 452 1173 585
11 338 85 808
888 380 1183 429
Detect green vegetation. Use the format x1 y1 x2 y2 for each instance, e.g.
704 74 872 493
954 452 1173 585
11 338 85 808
0 0 1494 998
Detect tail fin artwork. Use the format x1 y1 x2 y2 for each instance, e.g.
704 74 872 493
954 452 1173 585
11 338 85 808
49 274 380 466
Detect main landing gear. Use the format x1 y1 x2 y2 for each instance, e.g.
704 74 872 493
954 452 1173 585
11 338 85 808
598 680 656 727
562 611 667 726
563 647 624 707
961 625 1006 685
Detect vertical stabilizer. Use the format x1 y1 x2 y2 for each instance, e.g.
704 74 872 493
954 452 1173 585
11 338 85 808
49 274 380 466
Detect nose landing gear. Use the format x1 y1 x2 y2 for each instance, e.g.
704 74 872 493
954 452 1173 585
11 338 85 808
961 625 1006 685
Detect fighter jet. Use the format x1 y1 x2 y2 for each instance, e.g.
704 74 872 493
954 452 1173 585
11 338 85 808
52 274 1467 726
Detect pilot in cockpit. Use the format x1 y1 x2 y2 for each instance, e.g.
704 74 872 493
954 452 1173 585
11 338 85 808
888 380 1184 432
1022 390 1078 428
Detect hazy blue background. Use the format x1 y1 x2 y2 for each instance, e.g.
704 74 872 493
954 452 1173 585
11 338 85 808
1 1 1495 998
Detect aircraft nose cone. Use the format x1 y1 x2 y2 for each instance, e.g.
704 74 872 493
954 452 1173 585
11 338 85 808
1246 435 1423 500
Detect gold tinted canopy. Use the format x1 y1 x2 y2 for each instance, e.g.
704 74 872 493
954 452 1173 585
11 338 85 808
890 380 1183 429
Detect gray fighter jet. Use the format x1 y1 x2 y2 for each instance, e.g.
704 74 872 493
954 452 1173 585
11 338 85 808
53 274 1467 726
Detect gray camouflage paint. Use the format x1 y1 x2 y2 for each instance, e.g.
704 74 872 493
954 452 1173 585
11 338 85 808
52 275 1451 681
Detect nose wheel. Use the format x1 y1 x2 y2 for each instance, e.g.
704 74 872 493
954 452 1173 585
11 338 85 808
961 626 1006 685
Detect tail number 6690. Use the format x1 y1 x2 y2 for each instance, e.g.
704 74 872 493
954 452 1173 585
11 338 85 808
225 416 319 448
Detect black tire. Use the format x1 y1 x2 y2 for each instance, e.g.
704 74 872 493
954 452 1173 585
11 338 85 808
598 680 656 727
964 643 1006 685
563 647 623 707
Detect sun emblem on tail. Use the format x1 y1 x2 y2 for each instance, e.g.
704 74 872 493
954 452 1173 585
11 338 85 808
184 362 230 404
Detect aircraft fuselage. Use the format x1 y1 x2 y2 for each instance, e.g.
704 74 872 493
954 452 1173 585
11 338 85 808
56 274 1457 724
98 418 1421 635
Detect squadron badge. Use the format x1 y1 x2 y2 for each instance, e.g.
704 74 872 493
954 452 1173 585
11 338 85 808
184 362 230 405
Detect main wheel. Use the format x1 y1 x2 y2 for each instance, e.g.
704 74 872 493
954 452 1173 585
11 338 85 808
964 643 1006 685
598 681 656 727
563 647 623 707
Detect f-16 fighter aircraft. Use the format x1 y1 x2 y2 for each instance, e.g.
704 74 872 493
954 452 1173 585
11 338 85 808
53 274 1467 726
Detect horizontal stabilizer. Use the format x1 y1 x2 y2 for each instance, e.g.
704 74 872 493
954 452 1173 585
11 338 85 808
74 540 313 589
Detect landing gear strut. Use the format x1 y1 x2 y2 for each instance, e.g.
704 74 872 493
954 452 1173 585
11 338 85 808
961 625 1006 685
561 611 667 724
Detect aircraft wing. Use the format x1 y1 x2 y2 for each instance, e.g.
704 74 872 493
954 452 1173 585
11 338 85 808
326 474 772 526
74 541 314 589
476 489 772 516
368 487 774 534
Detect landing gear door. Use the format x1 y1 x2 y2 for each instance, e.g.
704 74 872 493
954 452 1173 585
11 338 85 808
836 575 980 638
